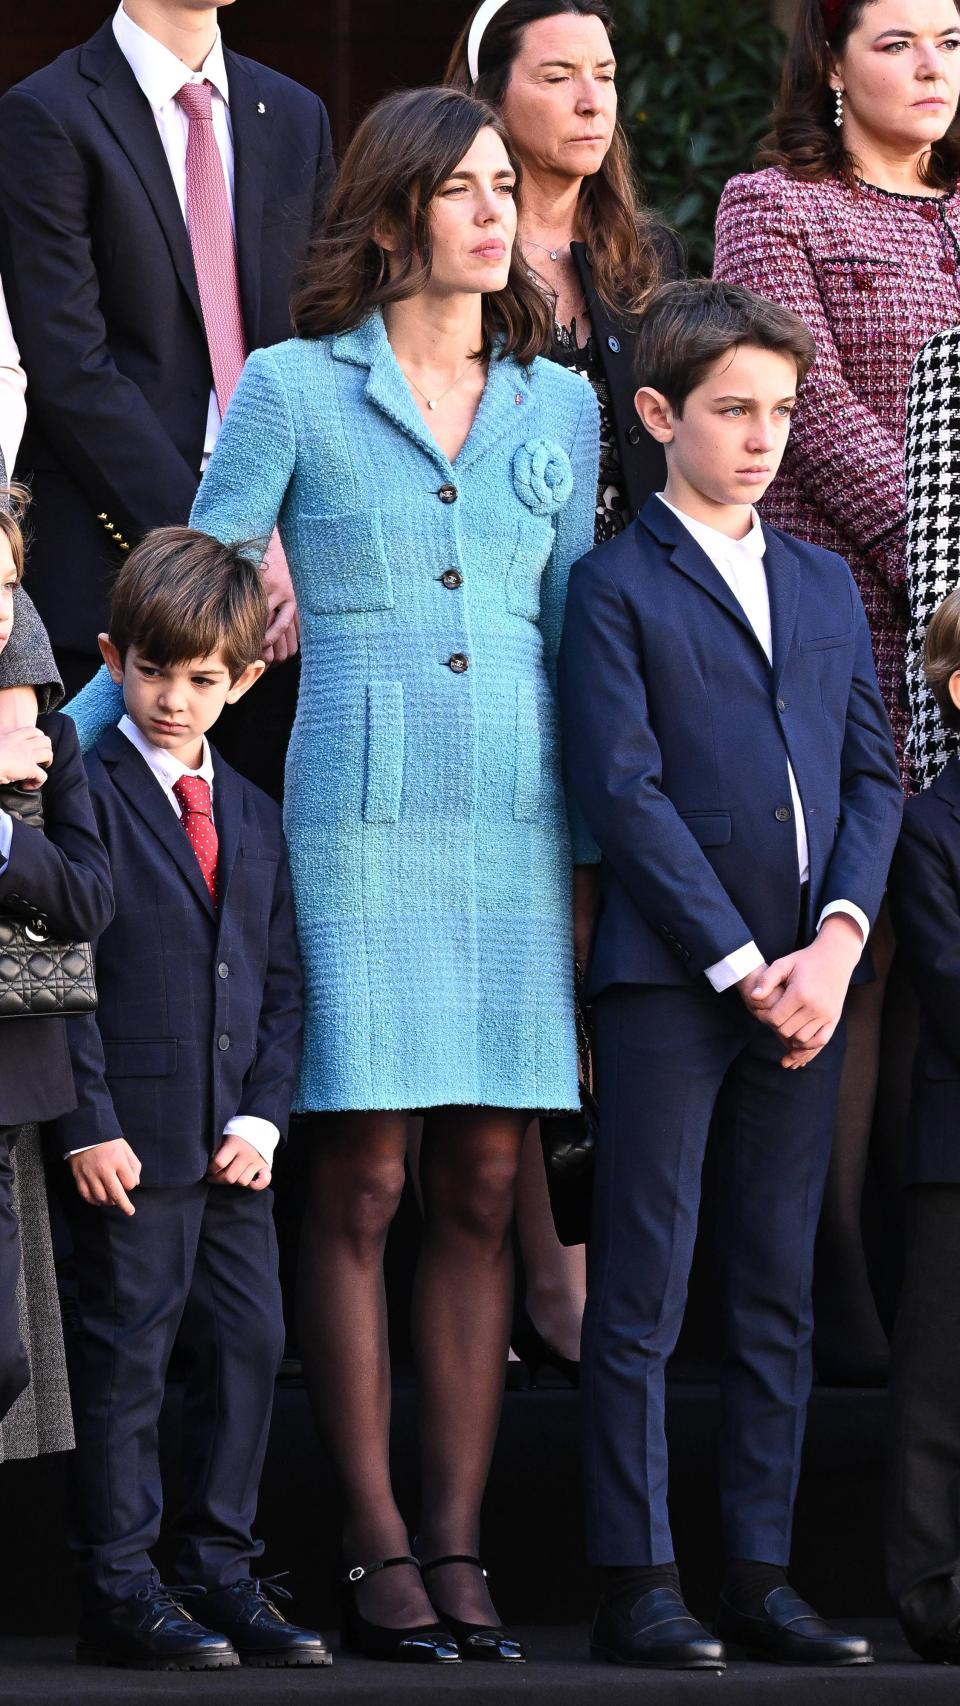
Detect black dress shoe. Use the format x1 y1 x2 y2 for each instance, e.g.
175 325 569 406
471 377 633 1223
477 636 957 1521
591 1586 726 1670
76 1585 240 1670
201 1577 333 1667
511 1305 579 1389
420 1554 525 1662
716 1587 873 1664
339 1555 461 1663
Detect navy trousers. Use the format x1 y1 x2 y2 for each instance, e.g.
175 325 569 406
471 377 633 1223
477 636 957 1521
66 1178 285 1609
583 982 846 1566
0 1125 30 1423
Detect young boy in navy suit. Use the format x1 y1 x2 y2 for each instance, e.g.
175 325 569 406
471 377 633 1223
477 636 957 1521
559 281 903 1670
54 529 330 1671
887 590 960 1664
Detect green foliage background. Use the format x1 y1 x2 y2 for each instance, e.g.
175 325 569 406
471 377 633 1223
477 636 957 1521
614 0 786 272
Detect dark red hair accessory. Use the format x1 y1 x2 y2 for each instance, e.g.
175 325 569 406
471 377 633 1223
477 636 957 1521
821 0 851 35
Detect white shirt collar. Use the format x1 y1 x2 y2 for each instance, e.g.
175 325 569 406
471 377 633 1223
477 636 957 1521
657 494 766 565
118 712 214 794
113 3 230 111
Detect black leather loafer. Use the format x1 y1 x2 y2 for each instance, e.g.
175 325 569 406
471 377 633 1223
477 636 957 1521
716 1587 873 1665
202 1578 333 1667
77 1585 239 1670
591 1586 726 1670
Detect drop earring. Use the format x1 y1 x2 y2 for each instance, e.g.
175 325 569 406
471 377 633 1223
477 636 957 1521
834 86 844 128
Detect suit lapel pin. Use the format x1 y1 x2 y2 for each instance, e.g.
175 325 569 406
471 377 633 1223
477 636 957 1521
257 100 266 115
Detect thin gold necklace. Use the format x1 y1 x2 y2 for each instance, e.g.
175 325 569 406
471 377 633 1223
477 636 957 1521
400 360 475 411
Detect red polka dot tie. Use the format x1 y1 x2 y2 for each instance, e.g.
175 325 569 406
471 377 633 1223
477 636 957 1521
173 775 219 907
174 79 247 417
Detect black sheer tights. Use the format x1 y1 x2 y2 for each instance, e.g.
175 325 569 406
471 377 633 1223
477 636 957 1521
296 1107 528 1629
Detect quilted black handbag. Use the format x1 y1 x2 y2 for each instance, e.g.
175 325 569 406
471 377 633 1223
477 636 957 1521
0 781 97 1018
539 967 598 1247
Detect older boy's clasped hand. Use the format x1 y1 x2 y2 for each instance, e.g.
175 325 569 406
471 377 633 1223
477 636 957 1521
207 1134 272 1191
740 914 865 1070
69 1139 142 1216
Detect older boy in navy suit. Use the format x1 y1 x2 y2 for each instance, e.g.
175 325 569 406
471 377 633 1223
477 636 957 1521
887 590 960 1664
559 282 902 1670
54 529 330 1670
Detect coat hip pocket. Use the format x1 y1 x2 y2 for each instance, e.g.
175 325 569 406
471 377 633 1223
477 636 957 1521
363 681 405 824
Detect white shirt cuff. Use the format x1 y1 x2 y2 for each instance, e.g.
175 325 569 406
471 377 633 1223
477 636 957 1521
817 901 869 945
0 807 12 873
705 941 765 993
223 1115 279 1167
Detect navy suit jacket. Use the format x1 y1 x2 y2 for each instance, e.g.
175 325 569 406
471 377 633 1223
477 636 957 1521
0 21 333 651
558 495 903 996
889 757 960 1183
51 726 303 1186
0 714 114 1126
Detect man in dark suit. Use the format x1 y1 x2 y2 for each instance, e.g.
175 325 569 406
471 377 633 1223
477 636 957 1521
52 528 328 1670
0 0 333 791
559 281 902 1671
886 588 960 1665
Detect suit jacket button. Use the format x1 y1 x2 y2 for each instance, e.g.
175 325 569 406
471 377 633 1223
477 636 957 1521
217 1033 230 1051
218 962 229 979
441 570 463 590
627 424 641 445
437 483 458 504
777 697 787 712
447 653 469 673
775 805 792 823
607 335 621 353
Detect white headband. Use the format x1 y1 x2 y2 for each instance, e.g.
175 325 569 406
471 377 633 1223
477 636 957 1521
467 0 512 84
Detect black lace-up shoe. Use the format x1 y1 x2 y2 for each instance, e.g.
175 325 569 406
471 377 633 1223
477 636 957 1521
76 1585 239 1670
201 1576 333 1667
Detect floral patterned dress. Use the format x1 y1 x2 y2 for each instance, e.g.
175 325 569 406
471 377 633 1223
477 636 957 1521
552 319 631 543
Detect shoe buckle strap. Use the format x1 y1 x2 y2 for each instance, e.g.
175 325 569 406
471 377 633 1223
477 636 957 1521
343 1554 421 1586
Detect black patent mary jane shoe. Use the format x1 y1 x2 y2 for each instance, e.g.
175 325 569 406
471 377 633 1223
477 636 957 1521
339 1555 461 1663
201 1576 333 1667
591 1585 726 1670
421 1555 526 1663
716 1587 873 1665
76 1584 240 1671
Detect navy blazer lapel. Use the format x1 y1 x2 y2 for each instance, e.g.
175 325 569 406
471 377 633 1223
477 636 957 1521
97 728 216 918
80 24 204 331
225 52 269 343
763 528 801 688
209 747 243 907
639 498 761 655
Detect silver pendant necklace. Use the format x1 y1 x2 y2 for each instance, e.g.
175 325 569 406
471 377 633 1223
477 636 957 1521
523 236 570 263
400 361 473 411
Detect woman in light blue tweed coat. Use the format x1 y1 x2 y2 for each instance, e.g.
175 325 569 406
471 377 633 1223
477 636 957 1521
68 87 599 1656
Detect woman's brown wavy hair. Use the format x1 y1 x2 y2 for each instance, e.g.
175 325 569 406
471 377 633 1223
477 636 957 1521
759 0 960 189
291 86 552 366
445 0 663 321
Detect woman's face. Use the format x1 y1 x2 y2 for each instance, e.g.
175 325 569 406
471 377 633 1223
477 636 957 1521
836 0 960 153
425 126 518 298
500 11 617 187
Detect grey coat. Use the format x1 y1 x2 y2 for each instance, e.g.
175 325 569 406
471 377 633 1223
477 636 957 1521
0 586 62 711
0 1125 74 1460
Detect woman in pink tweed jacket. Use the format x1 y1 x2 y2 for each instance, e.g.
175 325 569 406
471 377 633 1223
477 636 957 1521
714 0 960 1383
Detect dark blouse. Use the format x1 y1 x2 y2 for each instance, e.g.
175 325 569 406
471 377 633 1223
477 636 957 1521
552 318 631 544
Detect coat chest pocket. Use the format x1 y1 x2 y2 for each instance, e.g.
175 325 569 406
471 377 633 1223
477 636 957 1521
505 514 555 622
817 258 905 331
363 681 405 824
293 508 395 615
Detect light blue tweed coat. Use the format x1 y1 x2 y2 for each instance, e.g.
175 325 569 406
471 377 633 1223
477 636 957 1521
69 313 600 1113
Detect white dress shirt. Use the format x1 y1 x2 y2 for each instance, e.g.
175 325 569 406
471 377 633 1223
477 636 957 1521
657 497 870 992
0 276 26 481
112 3 235 468
71 714 278 1167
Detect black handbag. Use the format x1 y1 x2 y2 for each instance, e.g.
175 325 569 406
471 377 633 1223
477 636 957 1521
0 781 97 1018
539 968 598 1247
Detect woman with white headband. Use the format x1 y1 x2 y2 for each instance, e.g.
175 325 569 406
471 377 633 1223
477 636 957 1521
447 0 682 1387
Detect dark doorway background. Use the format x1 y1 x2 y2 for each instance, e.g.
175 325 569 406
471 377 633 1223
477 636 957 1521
3 3 475 140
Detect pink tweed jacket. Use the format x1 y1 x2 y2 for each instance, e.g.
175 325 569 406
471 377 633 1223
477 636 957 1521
714 166 960 781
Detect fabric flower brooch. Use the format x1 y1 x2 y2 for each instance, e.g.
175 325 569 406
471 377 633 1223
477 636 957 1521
513 439 573 518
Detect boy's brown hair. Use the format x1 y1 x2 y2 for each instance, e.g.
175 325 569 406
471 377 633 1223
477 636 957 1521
0 483 30 584
635 280 817 415
109 527 268 682
924 588 960 733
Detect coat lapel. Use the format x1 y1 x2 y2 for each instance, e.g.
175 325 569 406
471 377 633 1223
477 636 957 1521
933 756 960 821
80 23 204 331
639 498 761 655
209 747 243 909
763 528 801 689
225 51 269 343
99 728 215 918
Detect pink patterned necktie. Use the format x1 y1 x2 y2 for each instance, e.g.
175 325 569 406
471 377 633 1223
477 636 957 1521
172 774 219 908
174 79 247 416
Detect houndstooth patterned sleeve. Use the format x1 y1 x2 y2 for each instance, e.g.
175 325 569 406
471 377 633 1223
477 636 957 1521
905 327 960 792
